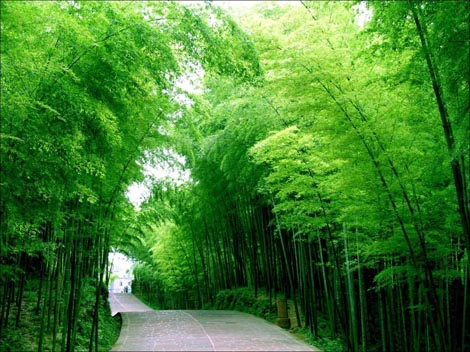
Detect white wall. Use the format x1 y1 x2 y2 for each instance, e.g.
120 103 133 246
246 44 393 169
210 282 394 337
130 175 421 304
108 252 134 293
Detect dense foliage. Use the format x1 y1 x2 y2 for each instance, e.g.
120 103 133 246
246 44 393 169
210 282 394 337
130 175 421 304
131 2 469 352
0 1 258 350
1 1 468 352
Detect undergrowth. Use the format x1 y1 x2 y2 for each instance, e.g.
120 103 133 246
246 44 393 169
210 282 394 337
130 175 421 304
295 325 346 352
132 291 160 311
210 287 277 322
0 280 121 351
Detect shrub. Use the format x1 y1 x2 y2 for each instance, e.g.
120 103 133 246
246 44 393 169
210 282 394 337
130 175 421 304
213 287 276 321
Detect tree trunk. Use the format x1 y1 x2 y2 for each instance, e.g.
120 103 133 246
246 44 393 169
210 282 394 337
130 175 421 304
408 0 470 254
343 224 358 351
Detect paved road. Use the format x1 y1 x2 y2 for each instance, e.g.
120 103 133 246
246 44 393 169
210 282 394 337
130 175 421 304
109 293 318 351
109 292 153 316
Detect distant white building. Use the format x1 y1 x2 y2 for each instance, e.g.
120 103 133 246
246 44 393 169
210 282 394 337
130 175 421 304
108 252 134 293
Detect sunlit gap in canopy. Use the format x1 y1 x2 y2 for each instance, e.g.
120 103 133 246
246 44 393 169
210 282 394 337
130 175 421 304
352 1 372 28
126 51 202 210
214 1 372 29
126 148 191 210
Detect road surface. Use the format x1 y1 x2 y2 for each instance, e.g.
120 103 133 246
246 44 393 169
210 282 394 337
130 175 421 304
109 293 318 351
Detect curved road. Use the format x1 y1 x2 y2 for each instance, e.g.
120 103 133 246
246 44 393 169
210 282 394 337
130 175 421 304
109 293 318 351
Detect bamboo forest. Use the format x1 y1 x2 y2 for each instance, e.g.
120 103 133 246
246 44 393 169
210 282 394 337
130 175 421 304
1 1 469 351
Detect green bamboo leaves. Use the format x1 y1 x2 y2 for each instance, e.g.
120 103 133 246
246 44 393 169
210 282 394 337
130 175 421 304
250 126 337 233
1 1 262 350
130 2 469 351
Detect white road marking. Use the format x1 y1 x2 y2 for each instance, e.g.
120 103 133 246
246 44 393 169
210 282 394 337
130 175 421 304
181 311 217 352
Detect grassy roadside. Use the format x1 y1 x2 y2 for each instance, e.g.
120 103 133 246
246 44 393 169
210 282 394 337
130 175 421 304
132 291 160 310
0 281 121 351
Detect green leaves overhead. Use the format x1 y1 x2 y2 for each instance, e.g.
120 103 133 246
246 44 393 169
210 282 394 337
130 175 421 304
2 1 468 351
250 126 337 232
1 0 262 231
129 2 469 351
0 2 262 350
